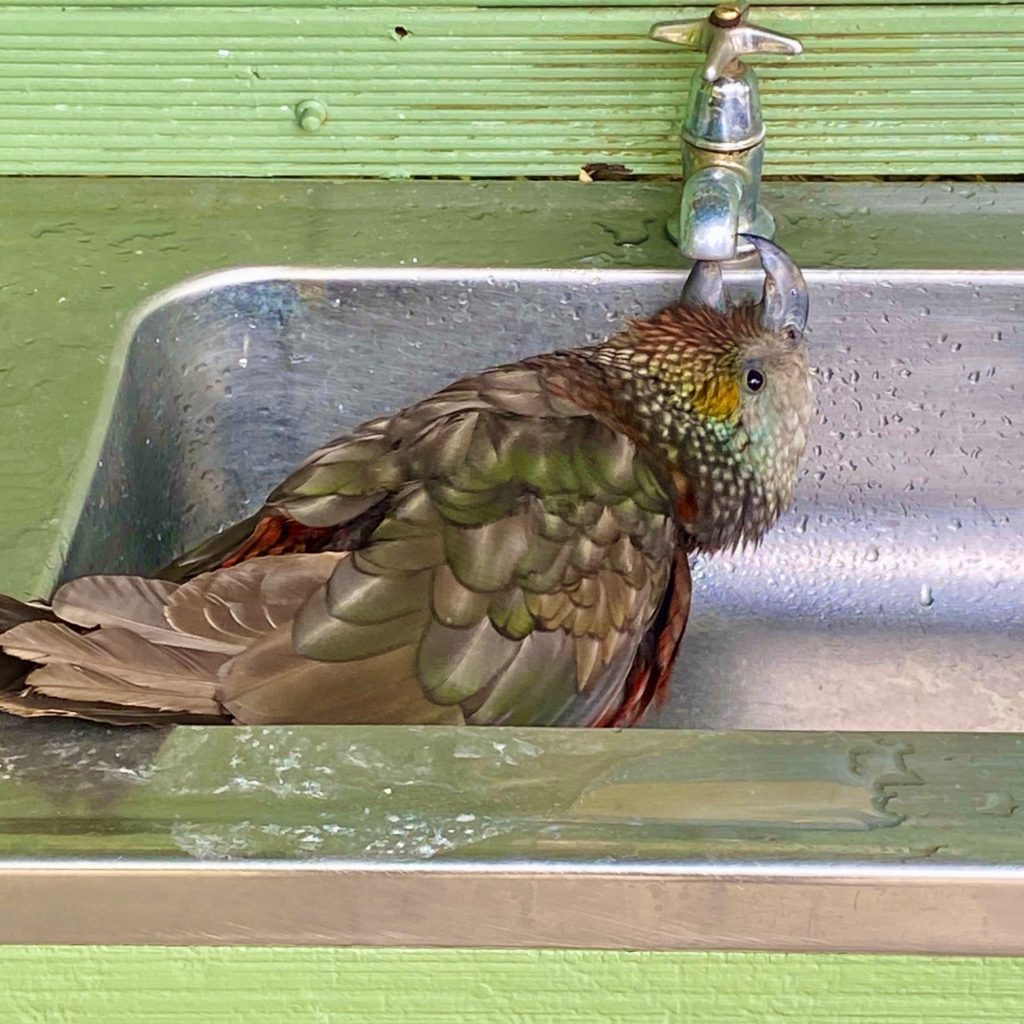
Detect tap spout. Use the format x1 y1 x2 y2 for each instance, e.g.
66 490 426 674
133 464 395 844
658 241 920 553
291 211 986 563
678 166 745 261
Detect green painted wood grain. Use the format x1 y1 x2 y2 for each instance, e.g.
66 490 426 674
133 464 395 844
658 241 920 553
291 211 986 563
0 4 1020 176
2 947 1024 1023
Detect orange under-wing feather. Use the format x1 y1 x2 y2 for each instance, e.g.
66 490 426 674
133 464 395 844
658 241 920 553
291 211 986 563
220 513 339 566
595 546 691 728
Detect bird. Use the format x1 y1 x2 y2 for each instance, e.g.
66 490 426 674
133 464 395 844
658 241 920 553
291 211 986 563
0 235 812 728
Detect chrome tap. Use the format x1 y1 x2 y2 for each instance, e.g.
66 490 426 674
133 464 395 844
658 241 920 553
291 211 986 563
651 3 801 260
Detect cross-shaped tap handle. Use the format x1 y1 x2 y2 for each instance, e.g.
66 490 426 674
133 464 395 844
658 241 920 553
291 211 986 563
650 3 802 82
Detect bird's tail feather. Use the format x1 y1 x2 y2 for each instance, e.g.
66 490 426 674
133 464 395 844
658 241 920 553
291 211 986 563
0 554 345 726
0 585 228 725
0 595 54 692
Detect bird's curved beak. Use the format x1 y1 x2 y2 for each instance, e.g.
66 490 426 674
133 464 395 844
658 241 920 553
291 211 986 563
680 259 728 313
741 234 809 335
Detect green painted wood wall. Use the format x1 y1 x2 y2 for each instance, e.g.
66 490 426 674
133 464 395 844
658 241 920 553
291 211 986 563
3 948 1024 1022
2 1 1021 177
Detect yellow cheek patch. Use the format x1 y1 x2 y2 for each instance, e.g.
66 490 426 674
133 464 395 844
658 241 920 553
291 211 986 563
692 375 741 422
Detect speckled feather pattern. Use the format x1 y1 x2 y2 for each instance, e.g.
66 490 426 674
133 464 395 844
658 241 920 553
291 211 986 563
539 303 812 552
0 297 811 727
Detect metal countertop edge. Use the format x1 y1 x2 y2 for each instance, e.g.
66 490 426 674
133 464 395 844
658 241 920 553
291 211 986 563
3 859 1024 952
131 263 1024 326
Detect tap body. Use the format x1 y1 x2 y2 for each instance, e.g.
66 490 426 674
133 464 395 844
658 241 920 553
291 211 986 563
652 5 801 260
677 64 774 259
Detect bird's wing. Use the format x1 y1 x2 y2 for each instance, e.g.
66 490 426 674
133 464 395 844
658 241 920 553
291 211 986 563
0 365 680 726
218 365 678 725
597 544 691 727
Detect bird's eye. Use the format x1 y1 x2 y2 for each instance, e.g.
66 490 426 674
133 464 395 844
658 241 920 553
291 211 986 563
744 368 765 393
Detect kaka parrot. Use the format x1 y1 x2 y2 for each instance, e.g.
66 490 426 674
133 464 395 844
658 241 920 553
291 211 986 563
0 235 812 727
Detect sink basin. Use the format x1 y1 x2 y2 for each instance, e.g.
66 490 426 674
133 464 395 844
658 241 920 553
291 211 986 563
62 268 1024 731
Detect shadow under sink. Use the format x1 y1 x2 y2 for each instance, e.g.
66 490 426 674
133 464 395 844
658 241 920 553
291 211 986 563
61 268 1023 731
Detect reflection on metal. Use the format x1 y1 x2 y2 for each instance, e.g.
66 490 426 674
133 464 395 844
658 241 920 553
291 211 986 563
7 863 1024 952
63 266 1024 732
0 724 1023 950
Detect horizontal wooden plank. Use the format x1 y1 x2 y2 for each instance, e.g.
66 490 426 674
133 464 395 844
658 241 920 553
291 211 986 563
2 948 1023 1024
0 5 1018 176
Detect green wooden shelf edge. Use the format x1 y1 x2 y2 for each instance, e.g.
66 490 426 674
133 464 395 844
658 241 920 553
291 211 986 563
0 4 1021 176
2 948 1024 1024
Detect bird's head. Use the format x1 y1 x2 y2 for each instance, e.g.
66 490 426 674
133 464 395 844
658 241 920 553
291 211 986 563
601 235 814 552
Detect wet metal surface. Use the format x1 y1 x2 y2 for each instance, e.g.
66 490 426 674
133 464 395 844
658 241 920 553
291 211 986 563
63 267 1024 732
1 723 1024 949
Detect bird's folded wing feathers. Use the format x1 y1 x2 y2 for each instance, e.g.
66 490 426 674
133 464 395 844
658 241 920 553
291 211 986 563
216 365 678 725
0 364 679 726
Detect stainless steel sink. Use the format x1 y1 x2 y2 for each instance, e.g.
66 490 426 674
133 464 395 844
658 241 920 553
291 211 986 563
62 267 1024 732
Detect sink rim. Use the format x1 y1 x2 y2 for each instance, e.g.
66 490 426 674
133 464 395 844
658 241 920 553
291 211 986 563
127 262 1024 334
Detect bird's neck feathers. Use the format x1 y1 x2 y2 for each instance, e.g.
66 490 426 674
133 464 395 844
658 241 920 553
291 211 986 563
547 303 788 552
